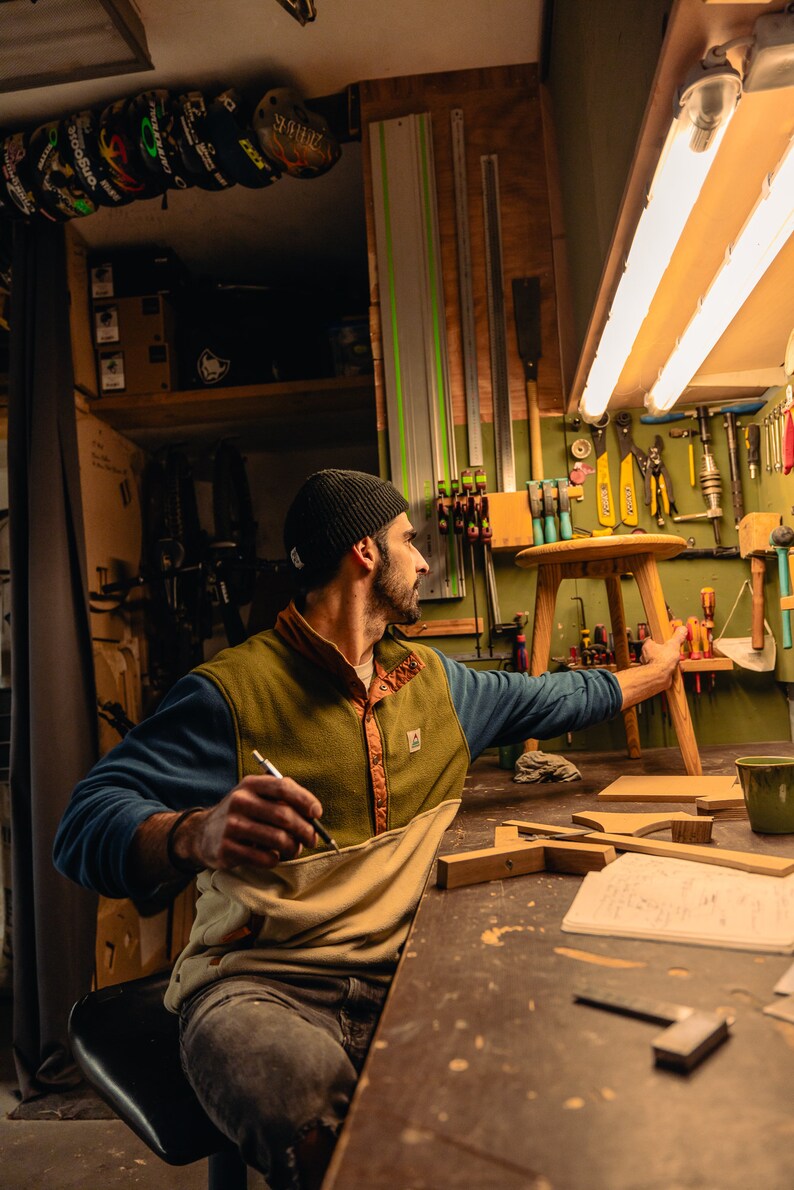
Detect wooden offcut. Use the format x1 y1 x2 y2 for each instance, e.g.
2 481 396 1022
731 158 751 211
597 775 739 803
571 810 713 841
437 839 615 889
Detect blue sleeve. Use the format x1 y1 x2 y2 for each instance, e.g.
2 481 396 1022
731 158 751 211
433 650 623 760
52 674 238 900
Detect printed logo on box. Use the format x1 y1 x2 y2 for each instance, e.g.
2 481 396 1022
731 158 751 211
100 352 125 392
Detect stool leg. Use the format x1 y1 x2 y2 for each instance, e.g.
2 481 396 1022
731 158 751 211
631 556 702 776
523 563 562 753
605 575 641 759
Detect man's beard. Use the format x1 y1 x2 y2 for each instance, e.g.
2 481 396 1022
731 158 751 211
370 542 422 625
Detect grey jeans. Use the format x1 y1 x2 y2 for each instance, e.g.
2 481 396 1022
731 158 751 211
179 972 388 1188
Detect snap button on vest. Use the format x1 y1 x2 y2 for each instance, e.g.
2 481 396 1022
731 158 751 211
379 683 387 691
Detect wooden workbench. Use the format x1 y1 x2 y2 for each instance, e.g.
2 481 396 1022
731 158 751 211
325 744 794 1190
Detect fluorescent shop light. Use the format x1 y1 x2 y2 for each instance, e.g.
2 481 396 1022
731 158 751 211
578 60 741 423
646 131 794 415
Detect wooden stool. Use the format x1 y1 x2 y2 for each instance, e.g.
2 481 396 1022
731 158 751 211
515 534 701 776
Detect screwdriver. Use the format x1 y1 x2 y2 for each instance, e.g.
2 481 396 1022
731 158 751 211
701 587 716 696
252 751 341 853
686 615 702 697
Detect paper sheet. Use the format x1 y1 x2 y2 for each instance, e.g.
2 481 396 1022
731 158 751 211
562 853 794 953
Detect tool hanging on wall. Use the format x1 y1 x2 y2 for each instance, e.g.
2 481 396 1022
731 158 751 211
369 111 462 600
668 427 696 487
476 469 502 631
722 410 745 527
481 153 515 492
738 512 778 651
672 406 722 544
614 411 647 526
557 477 573 541
449 108 483 469
589 413 615 527
527 481 544 545
644 436 677 529
770 524 794 650
512 276 544 480
745 422 760 479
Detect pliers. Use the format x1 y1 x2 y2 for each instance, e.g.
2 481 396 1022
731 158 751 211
644 435 678 528
614 412 648 527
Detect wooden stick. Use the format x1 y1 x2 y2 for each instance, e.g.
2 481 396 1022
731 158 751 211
578 832 794 877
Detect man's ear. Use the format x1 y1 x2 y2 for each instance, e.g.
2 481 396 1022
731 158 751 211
351 535 378 571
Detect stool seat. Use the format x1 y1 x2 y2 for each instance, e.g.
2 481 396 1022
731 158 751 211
515 533 701 775
515 533 687 568
69 972 247 1188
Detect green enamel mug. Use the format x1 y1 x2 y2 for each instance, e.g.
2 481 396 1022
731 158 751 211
735 756 794 834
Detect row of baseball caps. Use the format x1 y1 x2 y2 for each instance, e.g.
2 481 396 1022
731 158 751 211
0 86 341 225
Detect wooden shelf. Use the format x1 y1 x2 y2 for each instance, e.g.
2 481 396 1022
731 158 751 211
77 374 377 450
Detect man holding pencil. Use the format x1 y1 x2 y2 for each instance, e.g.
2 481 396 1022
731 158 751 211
54 468 684 1190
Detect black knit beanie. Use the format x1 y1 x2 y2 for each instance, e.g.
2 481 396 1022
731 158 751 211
283 469 409 574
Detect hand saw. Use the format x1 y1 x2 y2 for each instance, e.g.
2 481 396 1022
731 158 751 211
589 413 615 527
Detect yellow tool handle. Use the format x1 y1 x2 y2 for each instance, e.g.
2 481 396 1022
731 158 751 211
657 472 671 513
595 451 614 527
619 453 638 526
689 442 695 488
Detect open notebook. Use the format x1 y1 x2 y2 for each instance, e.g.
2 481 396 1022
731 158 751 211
562 852 794 954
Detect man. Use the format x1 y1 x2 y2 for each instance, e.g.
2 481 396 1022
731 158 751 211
54 468 685 1189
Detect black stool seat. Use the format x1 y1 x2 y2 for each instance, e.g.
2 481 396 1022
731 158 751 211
69 971 247 1188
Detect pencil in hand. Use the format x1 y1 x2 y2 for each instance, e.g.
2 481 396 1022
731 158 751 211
252 750 341 853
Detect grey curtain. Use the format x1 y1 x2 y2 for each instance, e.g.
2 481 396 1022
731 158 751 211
8 220 98 1100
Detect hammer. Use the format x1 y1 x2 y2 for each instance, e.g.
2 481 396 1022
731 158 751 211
770 523 794 649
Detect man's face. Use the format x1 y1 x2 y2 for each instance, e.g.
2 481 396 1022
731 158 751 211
370 513 429 625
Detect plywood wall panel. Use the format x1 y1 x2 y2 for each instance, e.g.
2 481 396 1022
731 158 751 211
360 65 563 433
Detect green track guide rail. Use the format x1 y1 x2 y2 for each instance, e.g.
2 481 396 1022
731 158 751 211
369 112 464 600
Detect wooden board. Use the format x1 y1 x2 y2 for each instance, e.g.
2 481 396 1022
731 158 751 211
597 775 739 803
437 840 615 889
579 832 794 877
571 810 711 838
359 65 565 434
397 618 483 638
696 792 748 820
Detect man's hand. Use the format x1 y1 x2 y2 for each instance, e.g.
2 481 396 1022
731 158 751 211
131 774 325 890
177 774 324 872
616 624 687 710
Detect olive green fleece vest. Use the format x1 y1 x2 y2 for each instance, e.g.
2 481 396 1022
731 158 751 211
194 629 470 851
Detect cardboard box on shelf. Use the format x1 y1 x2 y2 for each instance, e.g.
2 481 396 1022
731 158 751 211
98 342 175 395
89 247 188 302
93 294 175 349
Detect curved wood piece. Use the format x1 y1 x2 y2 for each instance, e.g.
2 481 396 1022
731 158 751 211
572 810 713 840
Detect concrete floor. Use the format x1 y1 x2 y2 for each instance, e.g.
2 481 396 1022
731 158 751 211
0 992 268 1189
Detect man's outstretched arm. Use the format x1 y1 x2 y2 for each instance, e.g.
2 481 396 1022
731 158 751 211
615 624 688 710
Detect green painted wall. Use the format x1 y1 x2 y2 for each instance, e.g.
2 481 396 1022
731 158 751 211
382 396 792 751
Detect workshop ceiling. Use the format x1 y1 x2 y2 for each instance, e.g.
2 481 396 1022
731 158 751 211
570 0 794 414
0 0 541 293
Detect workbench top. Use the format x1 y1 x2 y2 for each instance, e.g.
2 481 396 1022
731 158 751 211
325 743 794 1190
